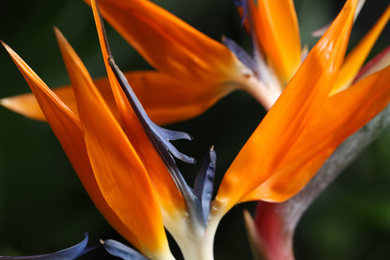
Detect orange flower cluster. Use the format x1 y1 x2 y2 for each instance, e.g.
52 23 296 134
1 0 389 259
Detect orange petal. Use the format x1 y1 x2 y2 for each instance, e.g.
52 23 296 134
331 4 390 94
91 0 185 217
1 41 142 251
244 64 390 202
216 0 357 213
311 0 366 37
91 0 130 130
84 0 241 82
354 45 390 82
236 6 250 33
54 28 172 258
249 0 301 83
0 91 49 121
119 71 234 125
0 78 118 122
2 70 233 125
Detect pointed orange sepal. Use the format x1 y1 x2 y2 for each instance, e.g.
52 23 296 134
0 91 49 121
117 71 234 125
1 69 233 125
91 0 186 216
331 4 390 94
216 0 358 212
249 0 301 84
1 41 143 250
354 45 390 82
0 78 119 123
245 64 390 202
54 28 172 257
85 0 240 83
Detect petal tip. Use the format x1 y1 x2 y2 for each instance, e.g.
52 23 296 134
0 98 17 112
1 40 14 55
53 26 64 41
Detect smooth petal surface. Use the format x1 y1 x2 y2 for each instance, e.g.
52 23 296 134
0 75 119 122
0 91 54 121
216 0 358 211
122 72 234 125
1 41 142 251
354 45 390 82
331 4 390 94
311 0 366 37
244 61 390 202
85 0 242 82
91 0 187 218
250 99 390 260
1 70 233 125
249 0 301 83
55 29 172 258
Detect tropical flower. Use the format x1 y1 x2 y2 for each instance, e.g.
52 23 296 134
2 0 389 123
243 45 390 260
2 35 174 259
0 0 294 123
215 0 390 208
2 1 219 259
2 0 390 260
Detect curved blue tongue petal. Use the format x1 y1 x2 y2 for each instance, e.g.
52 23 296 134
94 1 217 230
101 239 149 260
193 148 217 225
0 233 90 260
110 57 217 228
108 59 195 164
93 0 194 165
222 36 257 74
151 121 192 141
109 59 210 228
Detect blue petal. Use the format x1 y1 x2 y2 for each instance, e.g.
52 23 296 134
108 59 195 165
101 240 149 260
0 234 90 260
222 36 256 74
193 148 217 225
231 0 248 25
150 121 192 141
108 59 208 227
94 1 195 164
151 139 205 228
93 2 207 230
231 0 245 7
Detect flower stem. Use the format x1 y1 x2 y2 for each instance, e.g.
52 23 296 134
164 203 226 260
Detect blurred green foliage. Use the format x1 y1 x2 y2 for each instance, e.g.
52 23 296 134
0 0 389 259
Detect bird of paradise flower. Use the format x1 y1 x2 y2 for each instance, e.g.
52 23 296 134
1 0 390 260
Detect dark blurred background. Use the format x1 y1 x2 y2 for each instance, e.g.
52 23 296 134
0 0 389 259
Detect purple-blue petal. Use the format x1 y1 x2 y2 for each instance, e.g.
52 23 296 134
108 59 195 165
93 2 195 164
93 2 208 230
231 0 245 7
110 55 212 228
0 233 90 260
231 0 248 25
193 148 217 225
101 240 149 260
223 36 256 74
150 121 192 141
